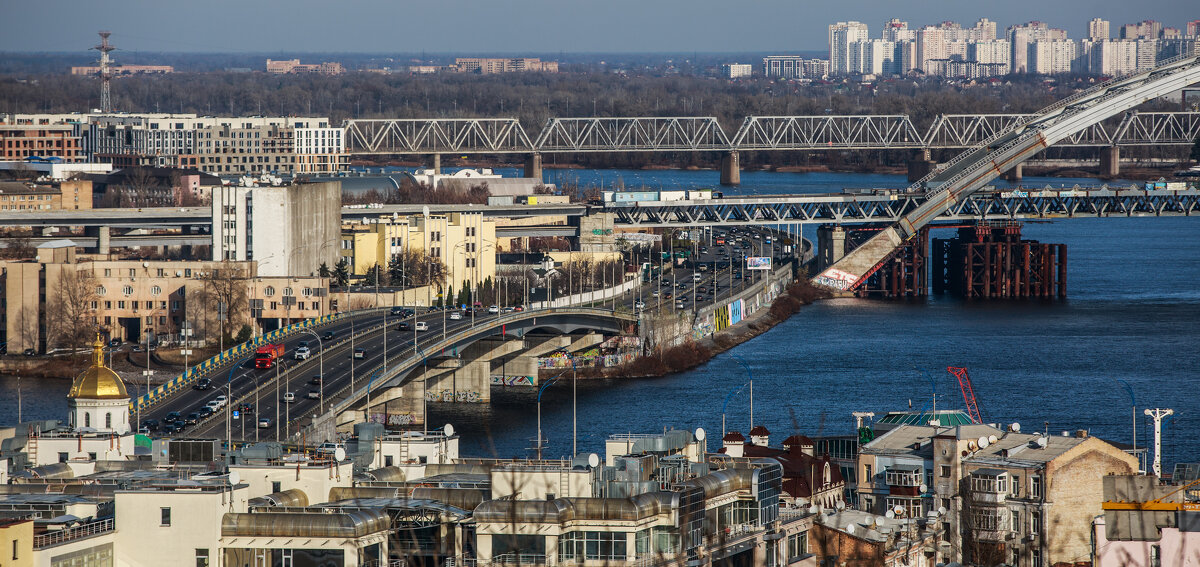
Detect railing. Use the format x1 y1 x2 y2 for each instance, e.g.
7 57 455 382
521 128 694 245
33 518 114 549
489 553 546 565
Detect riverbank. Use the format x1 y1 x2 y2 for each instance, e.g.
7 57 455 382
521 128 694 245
558 277 830 381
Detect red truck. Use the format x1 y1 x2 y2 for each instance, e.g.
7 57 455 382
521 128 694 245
254 343 285 369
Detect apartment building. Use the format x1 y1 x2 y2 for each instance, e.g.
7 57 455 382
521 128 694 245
762 56 830 79
265 58 344 75
720 63 753 79
1007 22 1068 73
453 57 558 73
340 212 497 289
1089 18 1111 41
829 21 871 75
0 242 330 352
210 181 342 277
0 121 84 162
0 179 92 211
1027 39 1079 75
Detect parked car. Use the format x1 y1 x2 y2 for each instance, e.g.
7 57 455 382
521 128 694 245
316 442 345 456
23 348 36 356
257 417 273 429
353 348 366 359
415 321 428 332
193 378 212 390
282 392 295 403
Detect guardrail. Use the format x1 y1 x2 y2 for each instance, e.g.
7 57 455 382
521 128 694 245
33 518 114 549
131 310 375 413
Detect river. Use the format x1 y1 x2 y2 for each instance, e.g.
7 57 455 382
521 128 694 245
3 168 1196 471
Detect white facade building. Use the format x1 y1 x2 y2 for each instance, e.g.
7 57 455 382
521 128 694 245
850 40 897 75
1008 22 1068 73
829 21 870 74
720 63 753 79
1083 40 1140 76
970 39 1012 72
1089 18 1111 40
211 181 342 277
1027 39 1078 74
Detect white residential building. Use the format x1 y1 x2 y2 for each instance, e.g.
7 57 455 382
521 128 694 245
1028 39 1079 75
829 21 870 74
1089 18 1111 40
720 63 753 79
882 18 915 42
850 40 897 75
970 39 1012 73
1008 21 1068 73
1083 39 1140 76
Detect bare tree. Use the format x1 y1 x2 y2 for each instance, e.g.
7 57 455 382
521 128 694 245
45 269 98 351
0 235 35 260
388 249 447 288
200 262 248 349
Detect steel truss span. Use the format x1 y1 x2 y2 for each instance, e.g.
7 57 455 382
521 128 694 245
813 54 1200 291
606 189 1200 227
343 111 1200 155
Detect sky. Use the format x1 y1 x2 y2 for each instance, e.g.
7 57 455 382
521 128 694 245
2 1 1196 54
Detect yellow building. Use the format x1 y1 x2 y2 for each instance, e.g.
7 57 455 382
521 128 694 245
340 212 496 290
0 519 33 567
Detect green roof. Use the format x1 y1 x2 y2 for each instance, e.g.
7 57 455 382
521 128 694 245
878 411 975 427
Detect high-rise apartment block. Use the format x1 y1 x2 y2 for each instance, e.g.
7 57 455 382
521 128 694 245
829 22 870 75
762 56 829 80
1188 20 1200 38
1007 21 1068 73
1089 18 1111 40
1027 39 1079 74
1120 20 1163 40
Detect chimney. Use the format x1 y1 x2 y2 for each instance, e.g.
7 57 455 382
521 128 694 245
722 432 745 458
1075 429 1088 439
749 426 770 447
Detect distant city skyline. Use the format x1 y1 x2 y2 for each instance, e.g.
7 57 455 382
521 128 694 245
0 0 1195 54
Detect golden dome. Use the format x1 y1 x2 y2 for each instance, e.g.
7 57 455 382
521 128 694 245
68 335 128 400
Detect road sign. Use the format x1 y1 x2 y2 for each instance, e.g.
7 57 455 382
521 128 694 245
180 350 193 356
232 410 240 420
746 257 771 270
142 370 155 376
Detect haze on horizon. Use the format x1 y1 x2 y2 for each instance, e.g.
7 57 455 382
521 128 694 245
1 0 1195 54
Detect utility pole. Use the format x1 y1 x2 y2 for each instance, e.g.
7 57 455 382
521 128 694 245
92 31 115 113
1144 408 1174 477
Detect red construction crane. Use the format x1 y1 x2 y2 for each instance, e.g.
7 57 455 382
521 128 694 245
947 366 984 424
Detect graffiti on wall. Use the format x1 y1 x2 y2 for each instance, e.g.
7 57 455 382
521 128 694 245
491 375 535 386
425 389 482 403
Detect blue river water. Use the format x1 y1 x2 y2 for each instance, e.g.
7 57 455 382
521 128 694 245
2 168 1196 472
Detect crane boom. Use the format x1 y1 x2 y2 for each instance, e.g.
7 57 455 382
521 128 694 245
947 366 983 424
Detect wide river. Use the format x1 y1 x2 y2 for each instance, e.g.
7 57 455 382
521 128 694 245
3 168 1196 471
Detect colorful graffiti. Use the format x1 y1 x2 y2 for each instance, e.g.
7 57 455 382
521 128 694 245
814 268 858 291
425 389 482 403
491 375 535 386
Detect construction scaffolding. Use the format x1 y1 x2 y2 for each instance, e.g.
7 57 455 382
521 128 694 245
932 222 1067 299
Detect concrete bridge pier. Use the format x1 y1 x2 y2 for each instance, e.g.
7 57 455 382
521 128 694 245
430 153 441 174
816 225 848 272
1099 146 1120 179
340 378 430 432
1003 163 1024 183
524 153 543 180
428 339 526 403
907 149 936 183
719 151 741 186
85 225 111 255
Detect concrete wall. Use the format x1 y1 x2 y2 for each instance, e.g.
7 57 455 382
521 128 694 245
692 262 794 341
531 276 638 309
230 461 354 503
1045 437 1139 565
253 181 341 277
113 486 247 567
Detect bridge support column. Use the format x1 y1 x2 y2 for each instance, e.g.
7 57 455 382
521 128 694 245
430 153 441 174
180 225 193 257
524 153 543 180
907 149 936 183
1099 146 1120 179
1003 163 1023 183
429 339 526 404
85 225 111 255
816 225 847 272
719 151 741 186
346 379 430 431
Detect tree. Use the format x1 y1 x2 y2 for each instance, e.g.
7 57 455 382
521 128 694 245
388 249 447 288
200 262 248 350
0 235 34 260
317 261 331 278
362 263 385 288
332 258 349 288
234 324 253 343
45 269 98 351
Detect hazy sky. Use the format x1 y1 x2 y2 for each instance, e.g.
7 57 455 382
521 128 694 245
3 1 1196 53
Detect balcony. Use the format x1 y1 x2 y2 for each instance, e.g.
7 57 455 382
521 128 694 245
34 518 115 549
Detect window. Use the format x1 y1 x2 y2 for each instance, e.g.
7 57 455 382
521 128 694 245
787 531 808 559
96 285 107 296
864 464 872 481
195 549 210 566
58 452 68 463
122 285 134 296
161 507 171 526
559 531 627 562
971 509 1005 531
940 465 951 477
264 286 275 296
1151 545 1161 567
970 471 1008 494
1031 511 1042 535
1031 476 1042 499
13 537 18 560
283 287 293 296
1011 475 1021 496
150 285 162 296
84 413 90 428
1011 510 1021 531
1032 549 1042 567
157 268 166 277
105 413 112 429
272 481 281 493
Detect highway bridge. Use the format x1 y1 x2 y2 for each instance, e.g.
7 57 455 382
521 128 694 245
814 53 1200 291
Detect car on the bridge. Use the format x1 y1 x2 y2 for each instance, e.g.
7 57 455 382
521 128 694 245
488 305 500 314
449 311 463 320
108 338 121 348
141 419 159 432
165 411 181 422
258 417 272 429
323 331 336 340
675 301 686 309
353 348 366 359
502 306 515 313
664 292 673 300
172 419 187 431
198 406 214 418
634 301 646 310
396 322 411 331
294 345 311 360
193 378 212 390
651 290 660 297
239 402 255 414
307 389 320 400
282 392 296 403
513 305 525 312
415 321 429 332
162 423 178 435
310 375 323 386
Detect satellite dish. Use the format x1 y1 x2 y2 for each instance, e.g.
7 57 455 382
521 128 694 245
142 261 149 268
967 441 979 451
334 447 347 461
587 453 600 468
228 471 241 485
938 506 948 516
1036 437 1048 448
885 510 895 519
919 483 928 494
845 524 856 535
808 505 819 514
894 505 906 516
1011 422 1021 433
443 423 455 437
694 427 706 441
836 500 846 510
988 435 998 444
978 436 990 449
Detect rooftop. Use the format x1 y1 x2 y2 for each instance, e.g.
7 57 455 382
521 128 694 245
863 424 1002 455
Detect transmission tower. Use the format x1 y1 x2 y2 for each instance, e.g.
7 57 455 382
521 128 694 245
92 31 116 113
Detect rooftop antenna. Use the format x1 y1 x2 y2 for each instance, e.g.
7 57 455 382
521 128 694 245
92 31 116 113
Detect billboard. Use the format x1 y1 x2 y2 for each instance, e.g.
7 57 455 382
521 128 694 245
746 256 771 271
